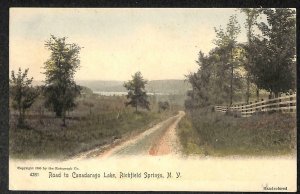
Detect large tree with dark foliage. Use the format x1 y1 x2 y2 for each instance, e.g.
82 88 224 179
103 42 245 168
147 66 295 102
43 35 81 126
239 8 260 103
251 8 296 97
10 68 39 127
124 71 150 112
214 15 241 105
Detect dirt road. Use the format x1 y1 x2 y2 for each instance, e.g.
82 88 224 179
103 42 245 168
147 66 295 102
73 111 185 159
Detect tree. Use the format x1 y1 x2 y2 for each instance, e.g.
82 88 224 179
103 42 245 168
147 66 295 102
214 15 241 105
186 16 243 109
43 35 81 126
158 101 169 112
186 51 213 107
186 45 244 108
239 8 260 103
124 72 150 112
10 68 39 127
251 8 296 97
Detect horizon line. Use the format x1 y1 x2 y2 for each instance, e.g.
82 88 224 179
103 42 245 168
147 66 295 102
32 78 187 82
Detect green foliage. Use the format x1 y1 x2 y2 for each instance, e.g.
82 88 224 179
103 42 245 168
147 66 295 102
186 51 213 108
186 47 243 108
158 101 170 112
240 8 260 41
214 15 241 105
10 68 39 127
239 8 260 103
124 71 150 112
214 15 241 48
186 15 242 109
250 8 296 96
43 35 82 126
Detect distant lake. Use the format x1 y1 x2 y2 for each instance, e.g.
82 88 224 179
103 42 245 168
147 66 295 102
93 91 168 96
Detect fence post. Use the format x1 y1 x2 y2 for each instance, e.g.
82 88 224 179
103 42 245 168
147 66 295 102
240 104 242 117
278 93 281 113
290 94 294 113
268 94 272 113
250 102 252 116
255 100 258 112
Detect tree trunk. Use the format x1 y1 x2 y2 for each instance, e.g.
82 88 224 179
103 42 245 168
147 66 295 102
230 62 234 106
269 92 273 99
256 86 260 101
246 74 250 104
18 112 24 127
56 110 62 117
18 107 22 126
62 109 66 127
229 47 234 106
62 114 66 127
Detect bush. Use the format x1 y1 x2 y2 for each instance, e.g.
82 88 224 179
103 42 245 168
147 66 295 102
158 101 170 112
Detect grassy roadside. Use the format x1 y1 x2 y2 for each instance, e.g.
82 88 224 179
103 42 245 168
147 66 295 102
177 109 296 156
9 94 179 160
10 110 176 160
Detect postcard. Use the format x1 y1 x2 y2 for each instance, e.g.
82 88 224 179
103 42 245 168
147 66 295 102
9 8 296 191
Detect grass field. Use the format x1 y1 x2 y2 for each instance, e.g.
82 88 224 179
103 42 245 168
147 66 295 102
9 94 178 159
177 108 296 156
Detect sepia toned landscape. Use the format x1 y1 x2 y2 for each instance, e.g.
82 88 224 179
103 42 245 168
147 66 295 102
9 8 296 161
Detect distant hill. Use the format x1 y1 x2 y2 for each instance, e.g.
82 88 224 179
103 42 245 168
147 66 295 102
146 80 191 94
76 80 125 92
31 80 44 86
77 79 191 94
32 79 191 95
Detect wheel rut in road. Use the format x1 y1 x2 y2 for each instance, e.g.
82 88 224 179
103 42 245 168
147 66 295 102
99 111 185 158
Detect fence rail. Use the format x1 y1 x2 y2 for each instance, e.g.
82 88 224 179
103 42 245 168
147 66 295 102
215 94 296 117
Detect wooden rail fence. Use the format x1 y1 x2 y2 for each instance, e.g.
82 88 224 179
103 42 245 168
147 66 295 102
215 94 296 117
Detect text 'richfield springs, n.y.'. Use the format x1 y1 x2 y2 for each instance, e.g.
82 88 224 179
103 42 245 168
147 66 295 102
48 171 182 179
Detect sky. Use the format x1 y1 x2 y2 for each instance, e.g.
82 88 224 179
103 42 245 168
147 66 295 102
10 8 249 81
